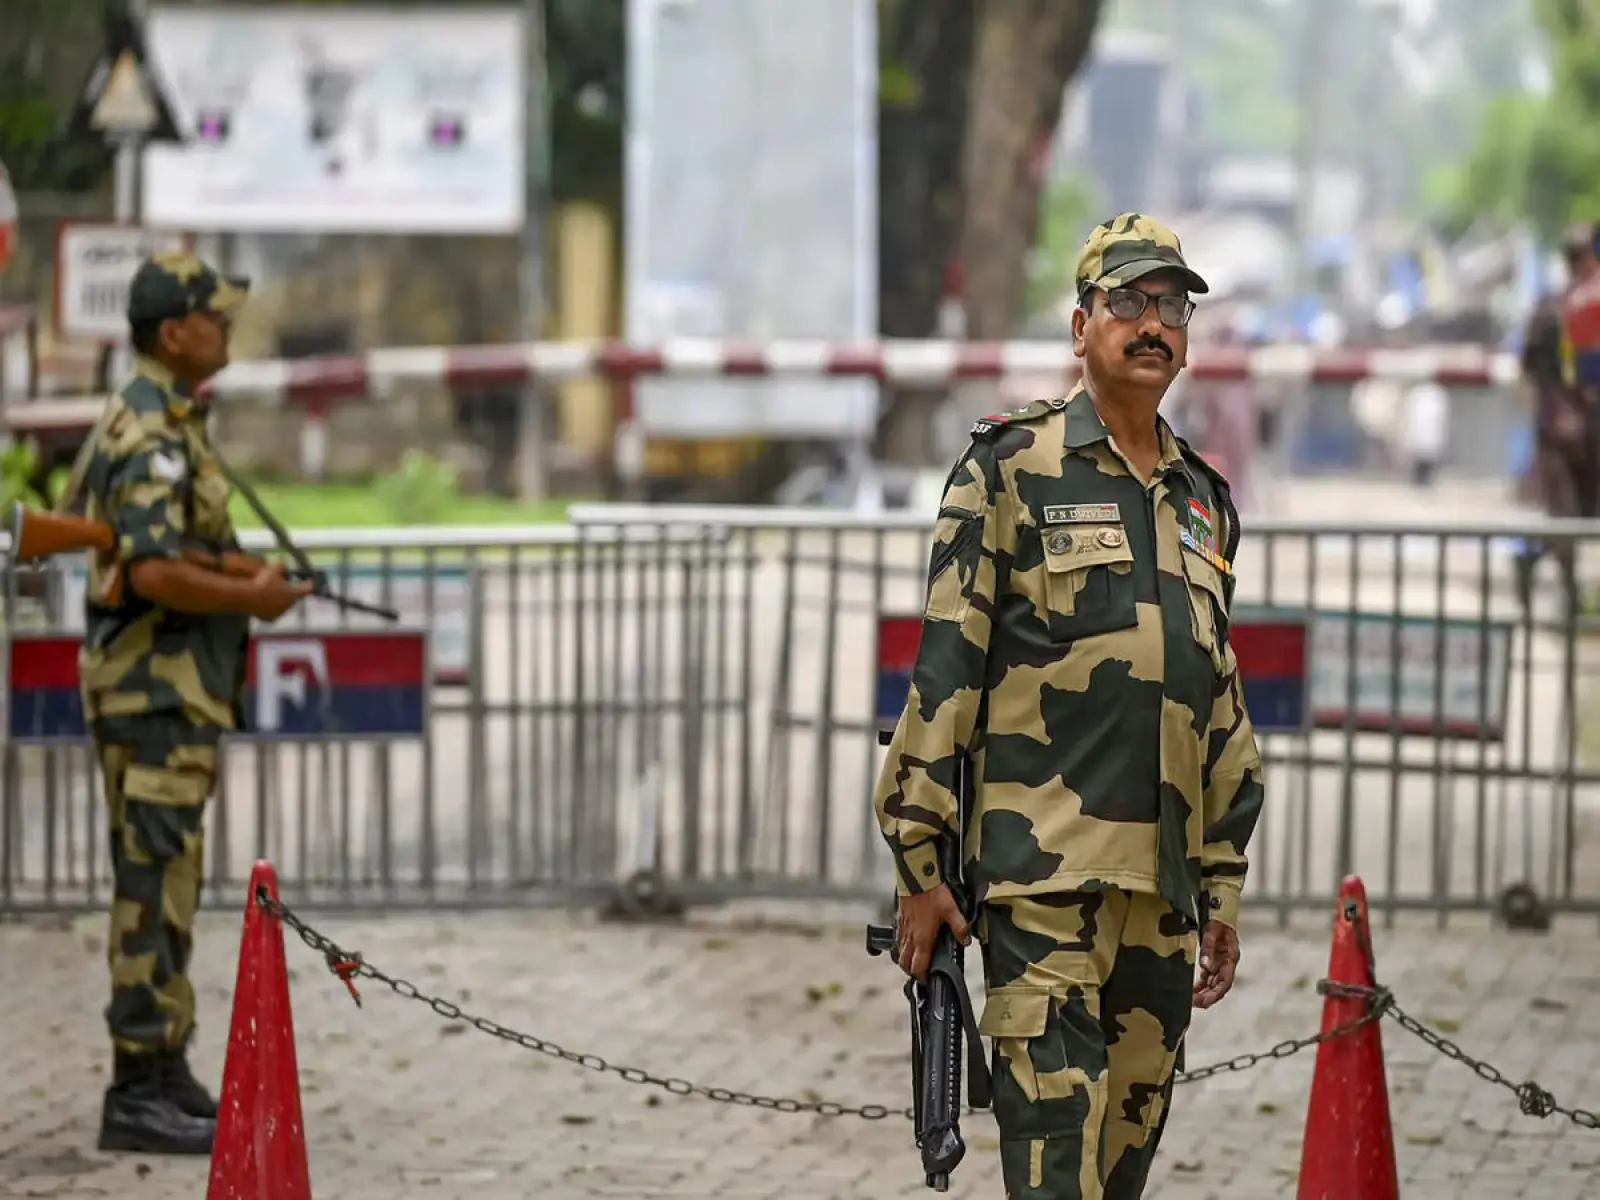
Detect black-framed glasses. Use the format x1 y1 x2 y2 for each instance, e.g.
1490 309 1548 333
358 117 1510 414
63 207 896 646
1090 285 1195 329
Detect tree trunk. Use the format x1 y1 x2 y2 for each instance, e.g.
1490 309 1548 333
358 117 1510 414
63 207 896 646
960 0 1103 340
874 0 976 465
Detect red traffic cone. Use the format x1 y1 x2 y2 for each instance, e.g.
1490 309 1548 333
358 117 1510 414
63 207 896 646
206 861 313 1200
1296 876 1399 1200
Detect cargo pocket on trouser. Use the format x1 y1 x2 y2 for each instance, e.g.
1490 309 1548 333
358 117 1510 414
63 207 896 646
981 983 1109 1199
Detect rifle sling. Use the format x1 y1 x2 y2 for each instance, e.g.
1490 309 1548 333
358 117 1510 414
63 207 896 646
929 956 992 1110
212 450 320 580
54 395 117 515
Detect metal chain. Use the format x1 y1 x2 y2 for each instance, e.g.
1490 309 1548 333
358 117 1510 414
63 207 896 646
256 891 1600 1128
258 890 903 1120
1171 980 1390 1084
1384 1001 1600 1128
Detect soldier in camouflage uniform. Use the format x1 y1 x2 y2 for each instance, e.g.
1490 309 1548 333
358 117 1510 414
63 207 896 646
75 252 312 1155
875 214 1265 1199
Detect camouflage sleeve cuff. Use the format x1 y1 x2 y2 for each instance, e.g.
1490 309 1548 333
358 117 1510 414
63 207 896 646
1203 879 1243 929
892 838 946 897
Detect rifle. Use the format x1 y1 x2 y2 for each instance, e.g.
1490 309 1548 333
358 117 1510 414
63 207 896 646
5 502 401 621
865 732 991 1192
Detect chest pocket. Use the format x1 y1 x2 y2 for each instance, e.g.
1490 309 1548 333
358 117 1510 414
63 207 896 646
1181 549 1230 672
181 426 234 545
1041 522 1138 641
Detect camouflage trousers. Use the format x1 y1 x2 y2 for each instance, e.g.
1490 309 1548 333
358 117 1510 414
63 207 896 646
977 888 1198 1200
93 714 220 1057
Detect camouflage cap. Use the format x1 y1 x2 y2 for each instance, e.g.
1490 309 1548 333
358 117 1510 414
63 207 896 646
1075 212 1209 297
126 251 250 323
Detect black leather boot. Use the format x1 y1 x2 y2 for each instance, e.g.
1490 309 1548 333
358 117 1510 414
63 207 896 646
156 1049 219 1120
98 1051 216 1156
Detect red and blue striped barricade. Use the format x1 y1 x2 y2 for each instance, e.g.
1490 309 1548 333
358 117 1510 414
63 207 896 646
6 630 430 743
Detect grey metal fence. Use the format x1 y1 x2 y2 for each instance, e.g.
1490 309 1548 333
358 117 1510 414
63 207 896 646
4 507 1600 927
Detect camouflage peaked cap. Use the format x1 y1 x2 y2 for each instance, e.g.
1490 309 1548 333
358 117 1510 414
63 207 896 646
1075 212 1209 297
126 251 251 323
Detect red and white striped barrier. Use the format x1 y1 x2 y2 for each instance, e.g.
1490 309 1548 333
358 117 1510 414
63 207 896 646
2 337 1522 434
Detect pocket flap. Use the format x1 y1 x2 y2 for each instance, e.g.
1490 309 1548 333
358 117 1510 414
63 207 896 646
1042 524 1134 573
1181 548 1226 603
978 984 1052 1039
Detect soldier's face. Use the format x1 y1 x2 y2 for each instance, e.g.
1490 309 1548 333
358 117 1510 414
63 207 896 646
1073 273 1191 395
162 310 233 381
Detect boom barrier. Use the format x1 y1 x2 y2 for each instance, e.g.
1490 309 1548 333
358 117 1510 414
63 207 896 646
4 506 1600 926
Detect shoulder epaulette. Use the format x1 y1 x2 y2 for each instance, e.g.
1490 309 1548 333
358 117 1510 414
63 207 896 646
119 375 172 416
1176 434 1230 489
970 396 1065 441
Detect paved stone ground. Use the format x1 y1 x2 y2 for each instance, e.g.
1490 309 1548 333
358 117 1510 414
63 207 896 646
3 901 1600 1199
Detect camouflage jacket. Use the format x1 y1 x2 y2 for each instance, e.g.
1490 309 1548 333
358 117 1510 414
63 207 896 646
873 387 1265 929
78 356 250 733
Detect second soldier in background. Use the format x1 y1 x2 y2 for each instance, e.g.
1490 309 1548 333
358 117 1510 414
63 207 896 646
876 214 1266 1199
72 252 312 1155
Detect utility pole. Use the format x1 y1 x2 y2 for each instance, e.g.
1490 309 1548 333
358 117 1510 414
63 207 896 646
1292 0 1336 297
66 0 183 382
516 0 552 499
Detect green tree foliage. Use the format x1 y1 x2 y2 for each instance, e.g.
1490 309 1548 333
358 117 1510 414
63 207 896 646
1447 0 1600 241
0 0 111 191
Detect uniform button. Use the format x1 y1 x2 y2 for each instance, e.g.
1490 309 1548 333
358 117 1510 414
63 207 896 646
1209 894 1222 910
1046 531 1073 554
1096 527 1125 548
1048 396 1067 410
922 862 937 877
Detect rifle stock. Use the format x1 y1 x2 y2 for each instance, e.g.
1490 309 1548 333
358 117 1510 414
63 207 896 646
8 504 116 561
4 502 400 620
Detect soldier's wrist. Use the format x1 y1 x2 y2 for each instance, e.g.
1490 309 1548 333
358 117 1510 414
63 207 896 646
894 840 946 896
1202 883 1241 929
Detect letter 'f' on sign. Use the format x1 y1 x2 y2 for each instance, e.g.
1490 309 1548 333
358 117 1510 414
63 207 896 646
257 639 330 731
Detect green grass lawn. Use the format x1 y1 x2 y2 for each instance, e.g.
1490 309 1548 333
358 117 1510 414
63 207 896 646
229 480 581 530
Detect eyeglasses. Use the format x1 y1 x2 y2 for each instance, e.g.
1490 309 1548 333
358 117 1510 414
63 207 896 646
1089 285 1196 329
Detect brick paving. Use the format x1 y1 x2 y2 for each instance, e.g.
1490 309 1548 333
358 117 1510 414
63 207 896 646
3 901 1600 1199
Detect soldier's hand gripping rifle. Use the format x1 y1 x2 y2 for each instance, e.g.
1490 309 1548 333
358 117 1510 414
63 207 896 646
865 734 991 1192
5 503 401 621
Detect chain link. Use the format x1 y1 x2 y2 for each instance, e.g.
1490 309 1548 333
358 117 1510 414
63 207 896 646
1170 980 1391 1084
256 890 1600 1128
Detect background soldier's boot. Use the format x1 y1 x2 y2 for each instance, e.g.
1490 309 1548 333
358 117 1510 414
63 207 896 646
157 1049 218 1119
98 1051 216 1155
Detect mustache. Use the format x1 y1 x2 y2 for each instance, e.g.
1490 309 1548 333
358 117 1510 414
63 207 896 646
1125 335 1172 360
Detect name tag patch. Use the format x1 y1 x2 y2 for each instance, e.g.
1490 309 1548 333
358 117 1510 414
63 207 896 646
1043 503 1120 525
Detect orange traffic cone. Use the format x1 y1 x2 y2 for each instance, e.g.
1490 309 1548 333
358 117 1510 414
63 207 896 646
1296 876 1399 1200
206 860 313 1200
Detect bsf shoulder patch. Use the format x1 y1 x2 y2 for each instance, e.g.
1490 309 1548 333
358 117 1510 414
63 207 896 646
970 396 1066 441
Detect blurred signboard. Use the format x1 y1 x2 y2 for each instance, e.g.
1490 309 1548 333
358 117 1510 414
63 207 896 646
1236 605 1513 742
8 631 429 743
55 222 189 342
624 0 877 439
874 612 922 730
140 5 524 233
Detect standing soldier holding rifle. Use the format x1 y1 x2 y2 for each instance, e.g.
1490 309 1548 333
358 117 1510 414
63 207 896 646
61 253 311 1155
875 215 1266 1198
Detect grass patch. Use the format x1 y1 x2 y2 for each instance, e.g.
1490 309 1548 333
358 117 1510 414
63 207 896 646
229 479 579 530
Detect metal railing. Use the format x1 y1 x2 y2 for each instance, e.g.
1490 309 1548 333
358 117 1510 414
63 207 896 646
4 507 1600 926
